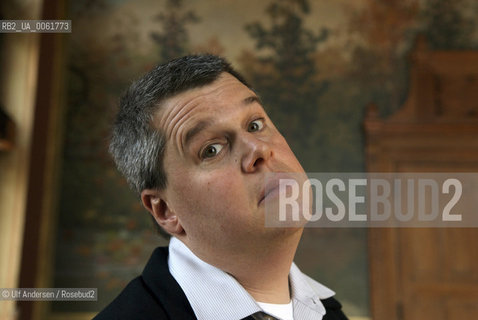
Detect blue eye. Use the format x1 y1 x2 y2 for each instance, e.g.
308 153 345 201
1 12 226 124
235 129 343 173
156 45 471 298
248 119 264 132
201 143 223 159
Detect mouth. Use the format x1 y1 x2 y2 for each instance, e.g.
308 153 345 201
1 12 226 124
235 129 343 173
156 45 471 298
258 185 279 206
258 173 296 206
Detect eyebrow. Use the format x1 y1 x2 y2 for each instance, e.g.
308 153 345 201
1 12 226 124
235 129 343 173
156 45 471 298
183 95 262 147
184 120 212 147
243 95 262 105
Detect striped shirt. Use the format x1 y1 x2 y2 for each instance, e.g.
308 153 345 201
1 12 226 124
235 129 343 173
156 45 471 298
168 237 335 320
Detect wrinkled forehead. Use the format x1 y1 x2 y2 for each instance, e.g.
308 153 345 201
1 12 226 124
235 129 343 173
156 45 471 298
153 72 256 131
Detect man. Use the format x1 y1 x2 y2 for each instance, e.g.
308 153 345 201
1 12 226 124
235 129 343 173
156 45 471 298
95 55 348 320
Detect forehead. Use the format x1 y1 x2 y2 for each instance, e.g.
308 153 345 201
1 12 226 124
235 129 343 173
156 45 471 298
155 73 257 132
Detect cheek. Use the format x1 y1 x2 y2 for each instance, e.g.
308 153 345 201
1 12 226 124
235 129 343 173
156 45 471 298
174 169 253 241
274 138 304 171
196 170 242 209
171 168 246 217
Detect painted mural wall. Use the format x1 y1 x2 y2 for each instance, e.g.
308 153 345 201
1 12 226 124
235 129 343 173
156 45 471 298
52 0 478 317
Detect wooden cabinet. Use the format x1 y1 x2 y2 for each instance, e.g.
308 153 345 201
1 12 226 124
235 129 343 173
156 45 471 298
365 38 478 320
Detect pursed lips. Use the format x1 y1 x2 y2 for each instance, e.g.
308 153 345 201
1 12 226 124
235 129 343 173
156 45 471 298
258 173 296 206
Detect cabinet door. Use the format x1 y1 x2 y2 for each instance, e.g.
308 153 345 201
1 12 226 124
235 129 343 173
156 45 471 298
399 227 478 320
369 163 478 320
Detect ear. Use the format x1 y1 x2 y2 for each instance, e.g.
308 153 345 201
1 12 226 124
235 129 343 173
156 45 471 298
141 189 184 236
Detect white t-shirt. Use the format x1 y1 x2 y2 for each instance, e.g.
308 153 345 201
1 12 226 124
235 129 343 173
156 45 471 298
257 301 294 320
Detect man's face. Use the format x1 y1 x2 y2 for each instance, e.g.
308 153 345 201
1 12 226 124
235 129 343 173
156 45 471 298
155 72 306 256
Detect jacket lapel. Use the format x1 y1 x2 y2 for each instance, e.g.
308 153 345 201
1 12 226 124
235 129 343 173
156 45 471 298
142 247 197 320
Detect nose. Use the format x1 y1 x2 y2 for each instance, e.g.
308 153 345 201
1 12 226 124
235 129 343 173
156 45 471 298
240 133 273 173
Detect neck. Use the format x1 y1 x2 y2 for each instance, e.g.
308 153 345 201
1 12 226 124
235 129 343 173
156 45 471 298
183 228 303 304
230 236 299 304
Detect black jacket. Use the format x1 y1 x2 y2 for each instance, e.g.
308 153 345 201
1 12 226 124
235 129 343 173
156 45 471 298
94 247 348 320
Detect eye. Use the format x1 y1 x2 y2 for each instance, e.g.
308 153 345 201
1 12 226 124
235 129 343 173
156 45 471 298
248 119 264 132
200 143 224 159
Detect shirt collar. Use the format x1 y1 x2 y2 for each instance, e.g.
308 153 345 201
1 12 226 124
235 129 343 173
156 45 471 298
289 263 335 317
168 237 335 320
